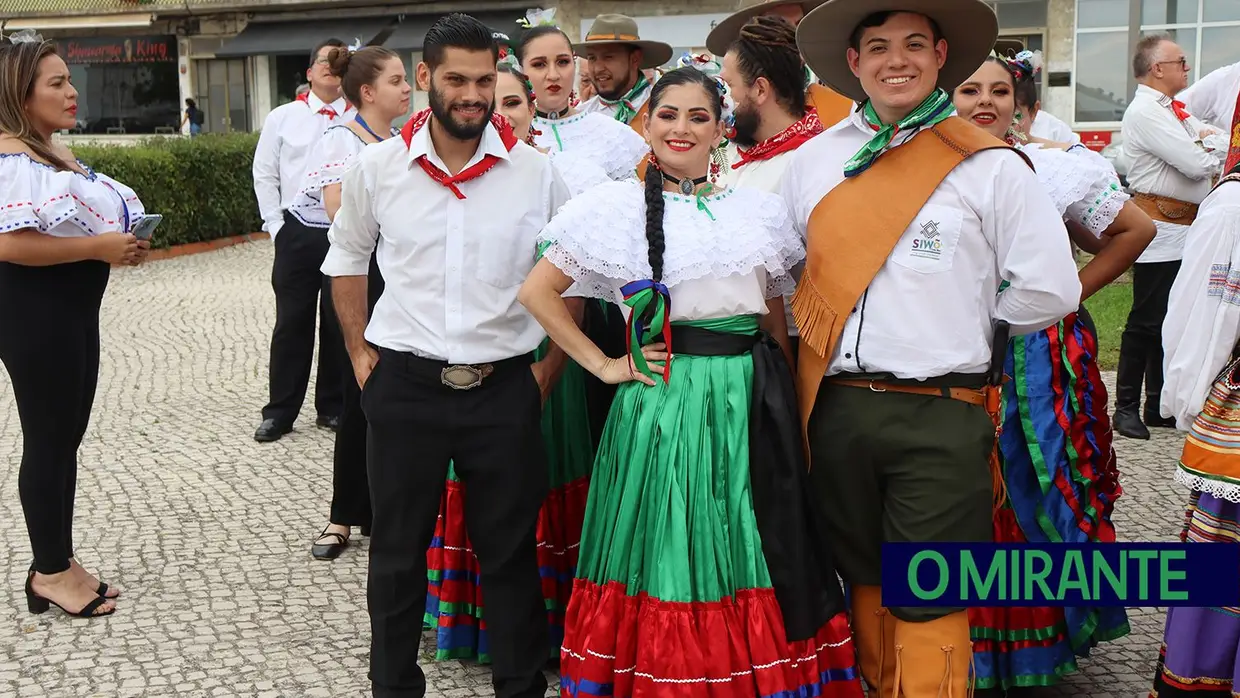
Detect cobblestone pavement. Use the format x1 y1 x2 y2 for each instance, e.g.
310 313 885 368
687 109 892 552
0 241 1188 697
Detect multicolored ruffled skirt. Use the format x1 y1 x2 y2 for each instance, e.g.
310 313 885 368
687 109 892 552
560 317 863 698
423 338 594 662
1149 490 1240 697
969 310 1130 690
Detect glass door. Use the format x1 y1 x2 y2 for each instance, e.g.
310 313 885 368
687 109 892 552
195 58 252 133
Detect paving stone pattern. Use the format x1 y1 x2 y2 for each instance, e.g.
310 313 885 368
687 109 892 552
0 242 1189 697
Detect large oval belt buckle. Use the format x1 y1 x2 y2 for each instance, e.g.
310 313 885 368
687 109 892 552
441 365 483 390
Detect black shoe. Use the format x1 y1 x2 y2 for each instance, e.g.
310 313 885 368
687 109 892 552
311 527 349 560
254 419 291 442
315 414 340 432
360 525 371 537
1145 408 1177 429
1114 338 1150 440
1114 407 1150 439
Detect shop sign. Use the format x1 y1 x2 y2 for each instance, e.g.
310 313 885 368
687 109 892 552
1078 130 1113 152
54 35 175 64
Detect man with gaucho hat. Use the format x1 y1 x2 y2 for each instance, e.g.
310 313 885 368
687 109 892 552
574 13 673 130
779 0 1082 694
706 1 855 127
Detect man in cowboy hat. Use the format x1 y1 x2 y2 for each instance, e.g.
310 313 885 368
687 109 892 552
706 0 855 127
574 13 673 128
779 1 1081 695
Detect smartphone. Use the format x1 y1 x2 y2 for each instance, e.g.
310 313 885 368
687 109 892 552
130 214 163 241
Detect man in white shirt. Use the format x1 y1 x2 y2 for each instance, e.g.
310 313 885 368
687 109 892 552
717 14 827 362
1116 34 1227 440
321 14 570 698
786 2 1081 694
574 14 671 127
251 38 354 443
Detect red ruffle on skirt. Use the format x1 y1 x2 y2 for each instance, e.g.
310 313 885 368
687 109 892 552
560 579 863 698
537 475 590 620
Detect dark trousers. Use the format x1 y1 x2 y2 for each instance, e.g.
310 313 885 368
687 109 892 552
262 211 344 426
362 348 549 698
806 378 995 622
329 255 384 526
0 261 109 575
1117 260 1181 411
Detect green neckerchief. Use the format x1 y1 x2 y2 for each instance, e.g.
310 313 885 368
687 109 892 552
843 88 954 178
598 73 651 124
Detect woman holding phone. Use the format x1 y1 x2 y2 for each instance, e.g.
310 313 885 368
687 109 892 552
289 44 411 560
0 32 150 618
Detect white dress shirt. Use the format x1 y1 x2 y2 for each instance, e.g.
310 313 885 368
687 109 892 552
252 92 353 239
1121 84 1227 263
721 145 802 336
1161 178 1240 430
579 81 652 122
321 120 572 363
1178 61 1240 132
779 112 1082 380
1029 110 1080 144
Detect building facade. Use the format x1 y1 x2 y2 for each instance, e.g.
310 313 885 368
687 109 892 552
2 0 1236 144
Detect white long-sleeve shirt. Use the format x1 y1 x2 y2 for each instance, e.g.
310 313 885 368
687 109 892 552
779 112 1082 380
1161 177 1240 429
1178 61 1240 132
252 92 352 239
1121 84 1227 263
321 120 572 363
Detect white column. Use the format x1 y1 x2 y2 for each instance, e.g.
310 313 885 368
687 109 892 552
253 55 273 128
178 38 194 136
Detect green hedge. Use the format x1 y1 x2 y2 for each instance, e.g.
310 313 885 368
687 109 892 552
73 132 263 249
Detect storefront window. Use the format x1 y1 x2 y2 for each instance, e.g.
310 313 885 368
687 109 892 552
53 36 180 135
272 54 310 108
1074 0 1240 125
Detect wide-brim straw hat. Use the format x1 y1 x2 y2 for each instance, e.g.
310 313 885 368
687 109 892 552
705 1 829 56
573 14 674 69
796 0 999 103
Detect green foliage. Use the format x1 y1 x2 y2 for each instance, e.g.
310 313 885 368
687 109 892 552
1083 279 1133 372
72 132 262 249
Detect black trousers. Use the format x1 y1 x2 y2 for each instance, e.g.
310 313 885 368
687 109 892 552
362 348 549 698
0 260 109 575
1118 260 1182 407
262 211 344 426
329 254 384 526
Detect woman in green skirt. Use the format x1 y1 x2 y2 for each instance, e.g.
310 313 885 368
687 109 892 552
517 66 863 698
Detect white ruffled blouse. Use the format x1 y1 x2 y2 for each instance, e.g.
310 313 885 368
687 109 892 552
289 125 394 228
538 180 804 321
547 148 610 198
532 111 647 182
0 153 145 238
1018 142 1128 237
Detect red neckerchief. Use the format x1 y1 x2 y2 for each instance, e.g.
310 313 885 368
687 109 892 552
1170 99 1192 121
400 108 518 199
296 92 352 119
731 107 825 169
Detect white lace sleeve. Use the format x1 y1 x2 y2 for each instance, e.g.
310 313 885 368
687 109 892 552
549 149 611 197
588 114 648 181
755 194 804 299
1064 145 1129 237
301 126 364 196
1021 143 1127 238
536 180 645 300
0 154 144 237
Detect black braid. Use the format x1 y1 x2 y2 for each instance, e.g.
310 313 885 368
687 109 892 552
643 158 666 283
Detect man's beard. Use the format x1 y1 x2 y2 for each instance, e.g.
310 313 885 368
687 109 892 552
730 100 762 149
596 66 636 101
428 82 494 140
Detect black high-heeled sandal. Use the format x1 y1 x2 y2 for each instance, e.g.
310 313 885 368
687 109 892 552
25 569 114 618
95 582 120 599
311 527 350 560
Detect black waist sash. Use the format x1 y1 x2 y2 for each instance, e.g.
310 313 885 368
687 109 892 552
666 325 846 641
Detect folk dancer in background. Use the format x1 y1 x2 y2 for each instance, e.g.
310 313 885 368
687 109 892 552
252 38 353 443
321 14 570 698
575 13 671 130
1148 100 1240 698
784 1 1082 693
705 0 855 128
953 48 1155 695
717 14 825 364
285 45 410 560
514 12 650 449
1115 33 1228 440
419 56 610 665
